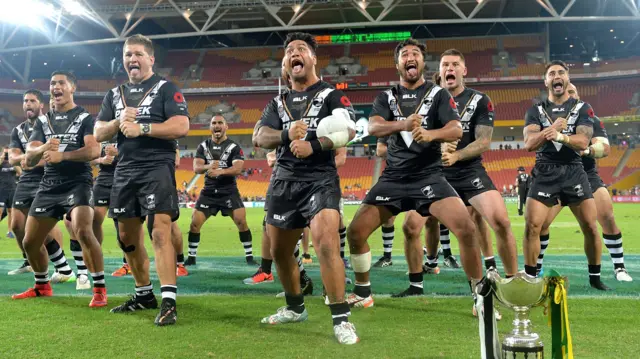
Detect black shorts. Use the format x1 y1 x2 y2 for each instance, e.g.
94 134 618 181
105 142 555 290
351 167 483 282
528 163 593 207
444 166 497 206
109 164 179 221
12 181 40 210
363 173 459 216
194 190 244 217
93 181 113 207
29 178 93 220
266 177 341 230
0 187 16 209
586 169 606 192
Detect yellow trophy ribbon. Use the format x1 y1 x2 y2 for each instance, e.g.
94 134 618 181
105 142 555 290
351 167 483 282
546 273 574 359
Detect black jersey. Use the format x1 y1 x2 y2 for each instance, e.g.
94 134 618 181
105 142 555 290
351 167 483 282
516 173 530 188
443 87 494 172
196 138 244 194
9 118 45 182
29 106 94 181
96 74 190 170
524 98 595 165
0 159 17 190
256 80 355 181
370 81 460 180
582 116 607 172
96 136 118 184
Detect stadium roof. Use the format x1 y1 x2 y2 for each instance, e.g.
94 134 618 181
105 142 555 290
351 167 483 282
1 0 639 53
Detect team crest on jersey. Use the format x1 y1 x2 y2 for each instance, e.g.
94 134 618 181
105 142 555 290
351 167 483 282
389 98 398 113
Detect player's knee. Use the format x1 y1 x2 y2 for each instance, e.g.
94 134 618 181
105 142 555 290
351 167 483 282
74 226 94 243
234 218 248 231
401 221 422 241
492 214 512 236
346 224 364 249
524 222 542 239
189 221 201 233
453 218 477 247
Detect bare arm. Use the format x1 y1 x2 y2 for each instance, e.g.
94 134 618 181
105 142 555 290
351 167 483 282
26 141 49 167
335 147 347 168
193 158 214 174
454 125 492 161
429 121 463 143
524 124 545 152
62 135 101 162
8 148 24 166
376 143 387 158
266 151 276 167
147 115 189 140
216 160 244 176
368 115 407 138
562 125 592 152
253 126 284 149
94 120 120 143
14 166 22 176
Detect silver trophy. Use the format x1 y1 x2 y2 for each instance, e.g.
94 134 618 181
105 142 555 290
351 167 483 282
487 269 550 359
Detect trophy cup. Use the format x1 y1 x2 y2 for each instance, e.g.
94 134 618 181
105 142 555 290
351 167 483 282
486 269 550 359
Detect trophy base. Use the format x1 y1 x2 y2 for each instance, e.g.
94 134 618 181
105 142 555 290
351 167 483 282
501 344 543 359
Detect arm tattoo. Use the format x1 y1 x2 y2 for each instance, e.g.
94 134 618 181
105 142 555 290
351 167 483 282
576 125 593 141
456 125 493 161
523 124 541 142
318 136 334 150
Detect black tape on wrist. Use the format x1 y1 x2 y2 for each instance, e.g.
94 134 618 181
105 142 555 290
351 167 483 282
310 139 323 153
280 130 290 145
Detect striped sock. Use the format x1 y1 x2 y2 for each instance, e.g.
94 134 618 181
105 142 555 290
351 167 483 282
537 234 549 274
382 225 394 259
426 255 438 268
70 239 88 276
285 293 305 314
329 302 350 326
588 264 601 282
440 224 452 258
91 271 105 288
409 272 424 290
135 283 154 300
339 226 347 259
294 239 304 273
161 285 177 302
45 240 73 275
187 232 200 258
176 253 185 266
484 256 497 270
34 271 49 285
603 233 625 270
239 230 253 261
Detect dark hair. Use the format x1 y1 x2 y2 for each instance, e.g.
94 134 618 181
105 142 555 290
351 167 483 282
394 38 427 64
125 34 155 56
24 89 44 103
440 48 466 63
50 70 77 86
544 60 568 75
284 32 317 54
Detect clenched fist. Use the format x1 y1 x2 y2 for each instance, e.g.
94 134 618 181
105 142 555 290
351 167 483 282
43 151 63 164
120 122 141 138
290 140 313 159
405 114 423 132
288 120 308 140
47 137 61 152
119 107 138 123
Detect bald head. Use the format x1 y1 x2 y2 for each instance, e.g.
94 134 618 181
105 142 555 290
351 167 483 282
567 83 579 100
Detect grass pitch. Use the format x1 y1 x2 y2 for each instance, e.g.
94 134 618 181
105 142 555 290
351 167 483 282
0 203 638 358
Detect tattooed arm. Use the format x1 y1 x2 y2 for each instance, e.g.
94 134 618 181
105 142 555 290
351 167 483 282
564 125 592 151
442 125 492 166
524 124 546 152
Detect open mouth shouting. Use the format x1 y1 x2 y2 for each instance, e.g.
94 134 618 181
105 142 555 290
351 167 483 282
552 79 564 93
128 63 141 77
405 62 418 77
213 127 223 137
445 73 456 86
291 58 304 75
52 90 64 102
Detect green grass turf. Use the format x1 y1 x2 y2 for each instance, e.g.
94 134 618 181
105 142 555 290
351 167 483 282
0 203 638 358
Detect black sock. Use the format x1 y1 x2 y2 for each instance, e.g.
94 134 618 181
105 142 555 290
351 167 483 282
484 256 497 270
45 240 73 275
537 234 550 273
329 302 351 326
425 255 438 268
588 264 601 282
285 293 305 314
381 225 394 259
439 224 452 258
339 226 346 259
22 252 27 259
239 230 253 261
188 232 201 258
353 282 371 298
122 256 127 265
603 233 625 270
177 253 185 266
408 272 423 292
261 258 273 274
135 283 154 300
524 264 537 277
506 274 514 279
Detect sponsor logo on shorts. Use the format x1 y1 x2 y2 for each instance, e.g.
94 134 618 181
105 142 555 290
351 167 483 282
309 195 316 209
471 177 484 189
14 201 22 205
34 207 47 213
226 199 232 208
146 194 156 210
421 185 435 199
574 184 584 197
537 192 551 198
375 196 390 201
97 199 108 205
199 204 209 209
0 202 5 207
113 208 126 214
67 194 75 206
273 214 286 221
